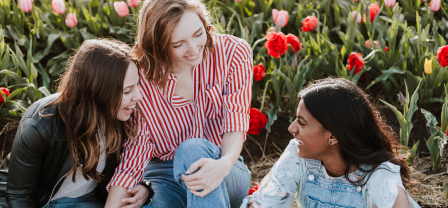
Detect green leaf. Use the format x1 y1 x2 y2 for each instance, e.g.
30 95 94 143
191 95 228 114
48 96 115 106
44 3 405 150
380 99 408 145
366 67 405 89
406 140 419 166
265 103 279 132
421 108 438 128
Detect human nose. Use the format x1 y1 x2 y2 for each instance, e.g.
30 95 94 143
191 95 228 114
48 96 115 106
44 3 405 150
288 122 298 135
186 40 200 55
133 87 143 102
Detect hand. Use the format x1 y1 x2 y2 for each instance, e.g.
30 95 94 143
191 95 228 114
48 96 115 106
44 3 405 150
120 185 150 208
181 158 231 198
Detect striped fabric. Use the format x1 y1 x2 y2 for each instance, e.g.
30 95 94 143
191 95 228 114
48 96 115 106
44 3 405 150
107 33 253 189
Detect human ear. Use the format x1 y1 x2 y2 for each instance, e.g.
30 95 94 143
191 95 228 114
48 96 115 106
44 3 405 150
328 135 338 145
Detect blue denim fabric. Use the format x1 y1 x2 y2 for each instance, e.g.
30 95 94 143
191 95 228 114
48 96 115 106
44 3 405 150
142 138 251 208
299 159 366 208
43 191 103 208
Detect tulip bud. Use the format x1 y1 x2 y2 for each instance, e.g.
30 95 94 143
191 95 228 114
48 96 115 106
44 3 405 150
384 0 396 7
127 0 140 8
0 87 10 104
114 1 129 17
424 58 432 74
65 13 77 28
19 0 32 12
430 0 441 12
291 56 298 68
398 91 406 105
272 9 289 28
301 15 319 32
351 11 361 24
266 27 276 33
52 0 66 15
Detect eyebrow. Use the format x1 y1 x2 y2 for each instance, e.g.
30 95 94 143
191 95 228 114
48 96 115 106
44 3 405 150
296 115 307 123
171 27 203 44
123 84 135 90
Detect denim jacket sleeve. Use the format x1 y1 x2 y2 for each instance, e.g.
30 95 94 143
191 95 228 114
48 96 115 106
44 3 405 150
7 117 48 208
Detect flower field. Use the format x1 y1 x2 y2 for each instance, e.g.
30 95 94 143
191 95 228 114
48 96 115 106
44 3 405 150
1 0 448 205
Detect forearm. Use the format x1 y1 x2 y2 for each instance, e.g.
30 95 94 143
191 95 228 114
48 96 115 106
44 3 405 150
219 131 244 173
105 186 132 208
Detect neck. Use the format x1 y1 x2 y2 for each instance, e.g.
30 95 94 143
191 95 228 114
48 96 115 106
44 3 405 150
320 150 355 177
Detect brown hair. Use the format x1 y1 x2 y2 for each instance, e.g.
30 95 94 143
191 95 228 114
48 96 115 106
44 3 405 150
133 0 215 90
298 78 416 190
45 39 139 183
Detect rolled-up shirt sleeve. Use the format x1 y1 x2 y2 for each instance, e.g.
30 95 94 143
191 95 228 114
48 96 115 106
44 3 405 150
107 115 154 190
223 39 253 136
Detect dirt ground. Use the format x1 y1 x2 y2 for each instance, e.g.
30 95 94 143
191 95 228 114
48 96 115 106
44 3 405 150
0 91 447 207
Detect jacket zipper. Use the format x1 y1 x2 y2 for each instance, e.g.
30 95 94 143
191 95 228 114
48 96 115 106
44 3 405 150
41 169 69 208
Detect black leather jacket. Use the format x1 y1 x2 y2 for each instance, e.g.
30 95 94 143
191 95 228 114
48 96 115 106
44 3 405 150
6 94 120 208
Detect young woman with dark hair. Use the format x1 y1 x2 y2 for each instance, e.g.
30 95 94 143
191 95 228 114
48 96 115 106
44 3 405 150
242 78 420 208
105 0 253 207
6 39 152 208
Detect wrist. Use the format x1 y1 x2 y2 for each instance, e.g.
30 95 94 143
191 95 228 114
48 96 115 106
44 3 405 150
218 156 235 174
139 180 154 205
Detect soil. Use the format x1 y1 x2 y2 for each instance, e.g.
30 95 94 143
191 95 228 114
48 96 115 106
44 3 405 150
0 90 446 207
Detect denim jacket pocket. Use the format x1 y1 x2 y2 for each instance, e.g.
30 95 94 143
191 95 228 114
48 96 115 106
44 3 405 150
205 84 223 120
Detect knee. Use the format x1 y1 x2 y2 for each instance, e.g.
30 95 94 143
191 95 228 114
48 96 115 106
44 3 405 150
173 138 219 170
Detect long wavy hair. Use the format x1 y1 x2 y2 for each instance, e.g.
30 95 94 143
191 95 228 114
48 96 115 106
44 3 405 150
42 39 139 183
298 78 415 189
132 0 215 90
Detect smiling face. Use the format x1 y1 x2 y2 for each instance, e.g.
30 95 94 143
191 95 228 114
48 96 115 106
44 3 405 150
169 10 208 71
116 62 142 121
288 99 334 160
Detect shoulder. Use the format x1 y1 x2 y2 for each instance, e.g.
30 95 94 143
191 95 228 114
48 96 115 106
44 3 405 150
212 33 252 58
364 162 404 208
19 94 62 141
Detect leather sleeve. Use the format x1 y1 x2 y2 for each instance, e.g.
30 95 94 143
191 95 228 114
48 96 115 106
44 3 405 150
6 118 47 208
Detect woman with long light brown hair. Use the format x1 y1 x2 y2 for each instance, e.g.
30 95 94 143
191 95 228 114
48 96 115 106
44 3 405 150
6 39 152 208
106 0 253 207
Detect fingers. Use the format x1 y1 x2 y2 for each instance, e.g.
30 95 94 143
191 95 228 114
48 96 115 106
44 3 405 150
186 158 207 174
120 185 146 208
190 189 211 198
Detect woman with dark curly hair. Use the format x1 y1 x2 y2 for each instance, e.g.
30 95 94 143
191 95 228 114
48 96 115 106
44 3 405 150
242 78 420 208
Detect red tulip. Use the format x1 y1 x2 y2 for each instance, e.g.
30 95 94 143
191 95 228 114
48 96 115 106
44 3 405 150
384 0 396 7
52 0 66 15
301 16 318 32
272 9 289 28
0 87 10 104
285 34 302 53
19 0 32 12
114 1 129 17
264 32 288 58
248 109 268 135
437 45 448 67
247 183 259 196
364 2 380 23
65 13 77 28
384 46 389 52
351 11 361 24
430 0 441 12
253 63 266 81
127 0 140 8
348 53 365 80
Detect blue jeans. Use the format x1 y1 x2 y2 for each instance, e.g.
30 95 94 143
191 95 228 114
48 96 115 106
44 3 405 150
43 190 103 208
142 138 251 208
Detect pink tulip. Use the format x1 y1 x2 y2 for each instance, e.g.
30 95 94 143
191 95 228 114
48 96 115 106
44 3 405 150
384 0 396 7
430 0 441 12
272 9 289 28
65 13 77 28
52 0 66 14
266 27 276 33
114 1 129 17
127 0 140 7
234 0 242 1
351 11 361 23
19 0 32 12
353 0 359 1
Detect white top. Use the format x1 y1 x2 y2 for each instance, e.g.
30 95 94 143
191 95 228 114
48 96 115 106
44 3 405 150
242 139 421 208
51 140 106 200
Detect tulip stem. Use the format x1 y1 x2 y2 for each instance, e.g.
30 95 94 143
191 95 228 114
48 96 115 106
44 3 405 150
260 80 271 112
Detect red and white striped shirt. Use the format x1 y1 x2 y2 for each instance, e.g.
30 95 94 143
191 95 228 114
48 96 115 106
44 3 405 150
108 33 253 189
